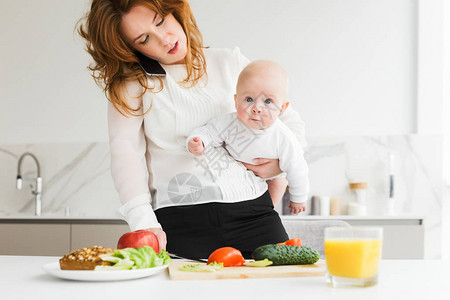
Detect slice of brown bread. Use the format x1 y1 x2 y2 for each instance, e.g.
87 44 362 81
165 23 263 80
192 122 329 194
59 246 115 270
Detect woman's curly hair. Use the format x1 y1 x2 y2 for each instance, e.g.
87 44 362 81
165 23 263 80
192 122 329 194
77 0 206 116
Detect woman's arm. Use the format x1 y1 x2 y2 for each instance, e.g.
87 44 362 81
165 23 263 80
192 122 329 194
108 80 166 248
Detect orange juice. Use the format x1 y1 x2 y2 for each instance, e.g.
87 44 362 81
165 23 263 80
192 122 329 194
325 238 381 278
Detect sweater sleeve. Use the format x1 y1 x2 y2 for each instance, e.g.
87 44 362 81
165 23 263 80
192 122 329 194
108 80 161 230
186 116 227 151
279 106 307 148
233 46 251 71
278 136 310 203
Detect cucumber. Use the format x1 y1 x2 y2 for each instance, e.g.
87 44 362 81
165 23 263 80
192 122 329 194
252 244 320 265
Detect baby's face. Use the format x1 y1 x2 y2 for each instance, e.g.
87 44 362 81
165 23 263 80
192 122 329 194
234 74 288 130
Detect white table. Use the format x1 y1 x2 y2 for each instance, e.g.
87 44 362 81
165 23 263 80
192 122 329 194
1 256 449 300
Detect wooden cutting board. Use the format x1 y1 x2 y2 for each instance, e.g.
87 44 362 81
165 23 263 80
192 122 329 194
168 259 326 280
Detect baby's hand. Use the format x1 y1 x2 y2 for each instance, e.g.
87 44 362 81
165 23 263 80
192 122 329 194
188 137 205 156
289 201 306 214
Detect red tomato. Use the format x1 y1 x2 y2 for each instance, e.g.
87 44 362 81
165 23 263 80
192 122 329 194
277 238 303 247
207 247 245 267
284 238 302 247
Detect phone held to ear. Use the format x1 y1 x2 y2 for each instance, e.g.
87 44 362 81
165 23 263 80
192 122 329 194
135 51 166 77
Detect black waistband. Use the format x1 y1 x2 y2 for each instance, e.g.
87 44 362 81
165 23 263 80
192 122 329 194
155 191 288 259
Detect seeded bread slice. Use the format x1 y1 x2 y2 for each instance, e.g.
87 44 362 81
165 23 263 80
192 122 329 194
59 246 114 270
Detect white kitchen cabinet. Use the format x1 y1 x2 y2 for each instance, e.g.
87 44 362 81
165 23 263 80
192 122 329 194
0 223 70 256
70 224 129 250
0 218 128 256
0 216 424 258
281 216 424 259
380 225 424 259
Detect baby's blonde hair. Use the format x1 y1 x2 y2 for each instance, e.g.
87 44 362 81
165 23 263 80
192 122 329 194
237 60 289 101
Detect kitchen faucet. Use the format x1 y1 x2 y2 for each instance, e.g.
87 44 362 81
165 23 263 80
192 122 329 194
16 152 42 216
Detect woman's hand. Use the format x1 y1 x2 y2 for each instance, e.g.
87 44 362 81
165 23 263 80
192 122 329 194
240 158 282 178
144 228 167 252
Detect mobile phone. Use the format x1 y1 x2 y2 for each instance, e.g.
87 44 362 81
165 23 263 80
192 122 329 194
134 51 166 77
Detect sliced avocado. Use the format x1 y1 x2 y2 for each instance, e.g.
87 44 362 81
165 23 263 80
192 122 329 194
246 258 273 267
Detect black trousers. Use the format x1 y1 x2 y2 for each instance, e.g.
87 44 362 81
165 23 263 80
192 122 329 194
155 191 289 259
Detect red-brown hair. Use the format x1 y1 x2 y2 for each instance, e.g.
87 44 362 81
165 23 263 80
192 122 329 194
77 0 206 116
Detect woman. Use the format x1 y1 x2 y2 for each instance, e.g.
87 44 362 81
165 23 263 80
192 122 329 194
78 0 306 258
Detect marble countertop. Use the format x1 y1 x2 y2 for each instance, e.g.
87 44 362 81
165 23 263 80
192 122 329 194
281 214 424 220
2 255 448 300
0 215 127 224
0 215 122 220
0 214 425 225
0 214 424 220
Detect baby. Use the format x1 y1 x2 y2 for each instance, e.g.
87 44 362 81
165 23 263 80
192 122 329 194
186 60 309 214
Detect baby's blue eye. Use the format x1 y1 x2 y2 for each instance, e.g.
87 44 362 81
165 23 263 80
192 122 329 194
245 97 253 102
264 99 272 104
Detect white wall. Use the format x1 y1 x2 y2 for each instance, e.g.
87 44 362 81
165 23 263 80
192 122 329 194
0 0 107 144
0 0 446 257
190 0 416 136
442 0 450 260
0 0 417 145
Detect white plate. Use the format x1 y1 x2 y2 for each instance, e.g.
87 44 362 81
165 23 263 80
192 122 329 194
42 262 169 281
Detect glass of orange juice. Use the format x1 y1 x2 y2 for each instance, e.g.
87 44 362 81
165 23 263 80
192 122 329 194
324 227 383 287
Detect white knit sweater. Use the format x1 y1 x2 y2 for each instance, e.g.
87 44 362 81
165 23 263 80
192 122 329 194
108 48 306 230
187 112 309 203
